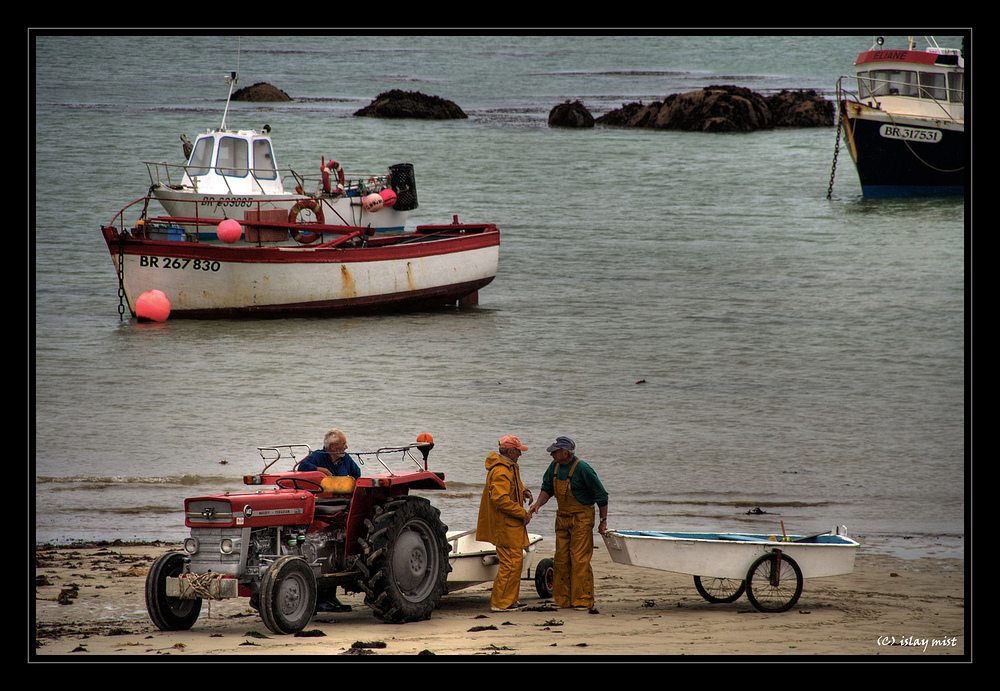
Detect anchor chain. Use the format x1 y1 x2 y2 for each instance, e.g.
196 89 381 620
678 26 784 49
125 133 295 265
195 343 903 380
827 106 844 200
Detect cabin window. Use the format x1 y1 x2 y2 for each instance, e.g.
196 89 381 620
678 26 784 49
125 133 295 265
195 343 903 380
252 139 277 180
947 72 964 103
856 70 871 98
918 71 947 101
216 136 249 177
862 69 918 98
187 137 215 177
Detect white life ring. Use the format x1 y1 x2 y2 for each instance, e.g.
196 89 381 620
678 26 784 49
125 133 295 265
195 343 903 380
322 158 345 196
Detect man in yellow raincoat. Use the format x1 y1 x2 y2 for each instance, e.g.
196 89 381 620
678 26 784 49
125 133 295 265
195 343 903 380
527 436 608 612
476 435 534 612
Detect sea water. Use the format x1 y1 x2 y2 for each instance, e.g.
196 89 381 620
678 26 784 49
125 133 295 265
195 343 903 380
32 34 967 559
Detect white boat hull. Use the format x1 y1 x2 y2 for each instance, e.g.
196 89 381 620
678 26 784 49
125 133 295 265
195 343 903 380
602 529 858 580
102 215 499 319
446 530 545 590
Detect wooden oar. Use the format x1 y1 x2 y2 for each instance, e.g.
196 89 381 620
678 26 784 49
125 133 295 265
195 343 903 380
792 531 831 543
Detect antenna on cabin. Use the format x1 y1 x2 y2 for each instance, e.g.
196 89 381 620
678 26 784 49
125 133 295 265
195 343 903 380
221 70 238 131
220 38 242 131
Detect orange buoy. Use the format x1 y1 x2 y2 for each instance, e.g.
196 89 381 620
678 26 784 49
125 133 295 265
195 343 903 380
417 433 434 444
136 290 171 322
217 218 243 244
362 193 383 212
379 188 397 208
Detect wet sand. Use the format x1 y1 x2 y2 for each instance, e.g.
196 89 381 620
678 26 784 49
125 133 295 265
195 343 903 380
32 541 966 660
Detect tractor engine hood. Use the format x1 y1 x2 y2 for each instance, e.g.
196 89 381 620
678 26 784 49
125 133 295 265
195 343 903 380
185 489 316 528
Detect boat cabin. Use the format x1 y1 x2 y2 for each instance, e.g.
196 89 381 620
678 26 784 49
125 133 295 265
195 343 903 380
182 129 287 196
853 39 964 122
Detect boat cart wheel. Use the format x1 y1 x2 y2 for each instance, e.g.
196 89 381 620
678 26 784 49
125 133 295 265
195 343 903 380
534 557 554 599
745 550 803 613
693 576 745 604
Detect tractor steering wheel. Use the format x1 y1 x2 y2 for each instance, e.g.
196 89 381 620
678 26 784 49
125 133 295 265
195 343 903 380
275 476 325 493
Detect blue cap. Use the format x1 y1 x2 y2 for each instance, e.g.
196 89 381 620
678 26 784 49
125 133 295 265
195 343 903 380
546 436 576 453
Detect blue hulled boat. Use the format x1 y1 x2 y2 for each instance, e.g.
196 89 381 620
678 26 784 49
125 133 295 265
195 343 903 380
836 36 965 198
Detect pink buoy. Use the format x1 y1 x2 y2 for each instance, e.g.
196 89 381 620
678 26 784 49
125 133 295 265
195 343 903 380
217 218 243 244
379 188 397 208
136 290 171 322
362 193 383 212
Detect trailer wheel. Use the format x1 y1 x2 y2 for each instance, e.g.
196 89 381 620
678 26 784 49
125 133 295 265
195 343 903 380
534 558 555 598
145 552 202 631
358 496 450 623
693 576 745 603
745 551 803 613
259 555 317 634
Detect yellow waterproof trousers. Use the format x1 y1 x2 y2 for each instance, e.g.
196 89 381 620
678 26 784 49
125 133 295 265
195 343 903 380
491 537 525 609
552 460 596 609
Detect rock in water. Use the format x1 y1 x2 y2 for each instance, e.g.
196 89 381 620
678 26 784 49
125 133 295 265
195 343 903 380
596 85 833 132
353 90 467 119
231 83 293 102
548 100 595 128
764 89 834 127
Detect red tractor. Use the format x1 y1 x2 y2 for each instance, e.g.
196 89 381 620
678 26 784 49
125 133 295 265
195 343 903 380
145 436 451 635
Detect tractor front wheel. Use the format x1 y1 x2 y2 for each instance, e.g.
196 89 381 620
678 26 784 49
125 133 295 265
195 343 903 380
259 555 318 634
145 552 202 631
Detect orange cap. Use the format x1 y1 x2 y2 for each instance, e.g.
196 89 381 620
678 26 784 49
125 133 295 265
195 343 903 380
498 435 528 451
417 433 434 444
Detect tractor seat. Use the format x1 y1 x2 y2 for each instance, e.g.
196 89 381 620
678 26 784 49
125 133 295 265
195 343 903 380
313 475 356 516
321 476 356 495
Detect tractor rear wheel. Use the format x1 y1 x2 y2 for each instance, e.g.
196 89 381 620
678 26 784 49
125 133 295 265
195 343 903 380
358 496 450 623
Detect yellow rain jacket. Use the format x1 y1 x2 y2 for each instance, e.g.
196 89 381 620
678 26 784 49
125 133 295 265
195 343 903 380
476 452 530 550
476 451 530 609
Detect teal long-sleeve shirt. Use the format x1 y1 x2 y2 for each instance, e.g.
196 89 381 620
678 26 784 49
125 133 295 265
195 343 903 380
539 456 608 508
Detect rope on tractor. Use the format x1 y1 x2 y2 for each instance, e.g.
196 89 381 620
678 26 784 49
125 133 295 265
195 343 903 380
179 572 228 599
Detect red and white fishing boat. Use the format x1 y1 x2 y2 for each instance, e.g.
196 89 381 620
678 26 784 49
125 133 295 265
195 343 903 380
144 71 417 235
101 197 499 320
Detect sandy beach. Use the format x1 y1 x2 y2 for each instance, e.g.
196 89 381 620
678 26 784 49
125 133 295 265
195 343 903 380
31 540 967 661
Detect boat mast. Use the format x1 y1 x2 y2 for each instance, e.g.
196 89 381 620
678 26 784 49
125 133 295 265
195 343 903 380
220 38 241 131
221 70 238 131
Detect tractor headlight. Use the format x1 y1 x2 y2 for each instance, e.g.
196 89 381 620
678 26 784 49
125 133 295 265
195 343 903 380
220 537 235 554
183 537 199 554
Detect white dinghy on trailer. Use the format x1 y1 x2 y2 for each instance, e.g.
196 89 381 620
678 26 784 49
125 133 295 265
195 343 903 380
603 526 859 612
